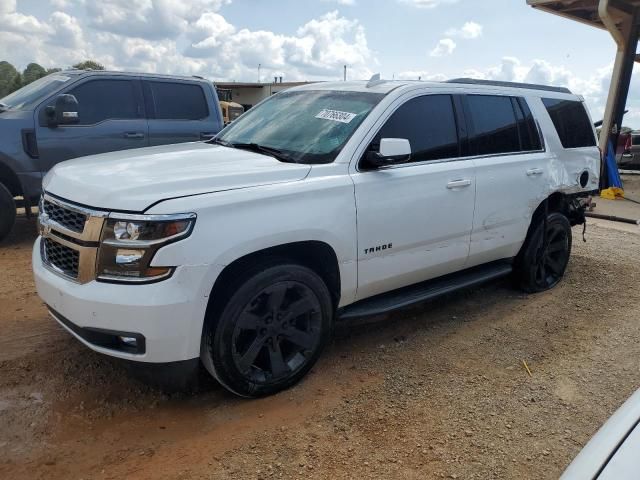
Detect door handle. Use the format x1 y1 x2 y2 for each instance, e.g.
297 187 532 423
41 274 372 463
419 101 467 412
200 132 215 140
124 132 145 139
446 179 472 189
526 168 544 176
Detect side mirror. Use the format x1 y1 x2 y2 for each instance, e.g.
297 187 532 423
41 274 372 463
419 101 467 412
366 138 411 168
46 94 79 127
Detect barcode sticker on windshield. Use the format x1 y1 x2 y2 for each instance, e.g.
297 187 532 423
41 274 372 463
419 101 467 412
315 109 357 123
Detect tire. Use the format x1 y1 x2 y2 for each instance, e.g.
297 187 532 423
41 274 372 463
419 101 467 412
201 263 333 398
515 212 572 293
0 182 16 242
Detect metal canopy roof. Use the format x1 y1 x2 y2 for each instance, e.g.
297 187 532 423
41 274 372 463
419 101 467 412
528 0 640 31
527 0 640 62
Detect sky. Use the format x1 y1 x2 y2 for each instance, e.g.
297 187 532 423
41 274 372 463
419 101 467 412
2 0 640 126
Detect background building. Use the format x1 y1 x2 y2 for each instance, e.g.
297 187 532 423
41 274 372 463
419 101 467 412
214 80 316 110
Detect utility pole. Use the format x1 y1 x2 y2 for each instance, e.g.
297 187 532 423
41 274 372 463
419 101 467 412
258 63 262 83
343 65 347 81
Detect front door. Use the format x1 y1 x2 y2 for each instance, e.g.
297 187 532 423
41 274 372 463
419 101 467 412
36 77 148 173
352 94 476 301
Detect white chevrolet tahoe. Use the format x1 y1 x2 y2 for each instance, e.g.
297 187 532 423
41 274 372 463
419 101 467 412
33 77 600 397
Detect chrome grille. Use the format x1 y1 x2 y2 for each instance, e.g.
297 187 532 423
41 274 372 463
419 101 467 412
38 193 108 284
43 199 87 233
43 238 80 279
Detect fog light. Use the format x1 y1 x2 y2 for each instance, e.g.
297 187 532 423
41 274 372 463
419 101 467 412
115 249 145 265
118 336 138 347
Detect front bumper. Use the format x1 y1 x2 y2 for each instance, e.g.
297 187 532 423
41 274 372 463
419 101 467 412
33 237 217 363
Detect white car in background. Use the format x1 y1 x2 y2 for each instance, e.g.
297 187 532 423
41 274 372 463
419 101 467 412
562 389 640 479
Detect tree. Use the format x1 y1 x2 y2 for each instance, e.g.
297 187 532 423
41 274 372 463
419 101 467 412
22 63 47 86
72 60 105 71
46 67 62 75
10 74 22 94
0 61 20 98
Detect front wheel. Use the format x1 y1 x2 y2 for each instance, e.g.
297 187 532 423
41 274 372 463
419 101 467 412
201 263 333 397
516 212 572 293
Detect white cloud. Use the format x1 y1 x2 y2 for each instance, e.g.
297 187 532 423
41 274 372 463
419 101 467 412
0 3 374 82
185 12 236 57
85 0 231 40
398 0 458 8
322 0 356 5
48 12 84 48
396 70 447 81
430 38 456 57
446 21 483 39
0 0 52 35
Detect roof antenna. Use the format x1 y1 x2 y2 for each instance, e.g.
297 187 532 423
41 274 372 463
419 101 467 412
366 73 383 88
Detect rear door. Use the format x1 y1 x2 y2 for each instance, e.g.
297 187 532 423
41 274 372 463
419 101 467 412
143 79 222 145
464 94 549 267
36 77 148 172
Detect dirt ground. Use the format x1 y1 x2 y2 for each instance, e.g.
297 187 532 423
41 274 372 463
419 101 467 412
1 204 640 479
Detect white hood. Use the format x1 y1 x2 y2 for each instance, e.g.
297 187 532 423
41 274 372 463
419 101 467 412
43 142 311 211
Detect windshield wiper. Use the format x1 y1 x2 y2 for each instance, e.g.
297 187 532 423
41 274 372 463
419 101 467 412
209 137 232 147
0 103 8 113
227 142 298 163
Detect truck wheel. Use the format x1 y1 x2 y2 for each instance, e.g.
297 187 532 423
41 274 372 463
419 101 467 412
516 212 572 293
0 182 16 242
201 263 333 397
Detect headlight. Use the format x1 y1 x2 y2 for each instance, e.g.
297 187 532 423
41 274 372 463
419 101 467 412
97 213 196 283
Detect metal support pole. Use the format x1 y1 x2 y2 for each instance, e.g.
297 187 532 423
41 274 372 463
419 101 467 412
598 2 639 188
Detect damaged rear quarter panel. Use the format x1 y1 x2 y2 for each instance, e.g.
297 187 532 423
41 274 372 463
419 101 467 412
530 95 600 196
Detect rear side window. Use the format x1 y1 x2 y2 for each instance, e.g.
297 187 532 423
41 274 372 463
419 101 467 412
373 94 459 163
69 79 138 125
466 95 520 156
542 98 596 148
515 98 542 151
148 81 208 120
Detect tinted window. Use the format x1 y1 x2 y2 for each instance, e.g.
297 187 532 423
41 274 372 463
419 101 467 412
148 81 208 120
467 95 520 155
542 98 596 148
1 73 76 110
373 95 459 163
69 79 138 125
515 98 542 151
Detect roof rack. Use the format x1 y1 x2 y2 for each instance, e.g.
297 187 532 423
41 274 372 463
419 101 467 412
446 78 572 94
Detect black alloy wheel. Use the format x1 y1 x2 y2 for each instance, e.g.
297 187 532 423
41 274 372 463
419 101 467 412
202 263 333 397
517 212 572 293
231 281 322 384
533 221 570 289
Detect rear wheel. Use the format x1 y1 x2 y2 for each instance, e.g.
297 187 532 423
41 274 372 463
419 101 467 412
0 182 16 242
201 263 333 397
516 212 572 293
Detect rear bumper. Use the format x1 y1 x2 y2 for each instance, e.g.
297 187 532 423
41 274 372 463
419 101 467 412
33 237 219 363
